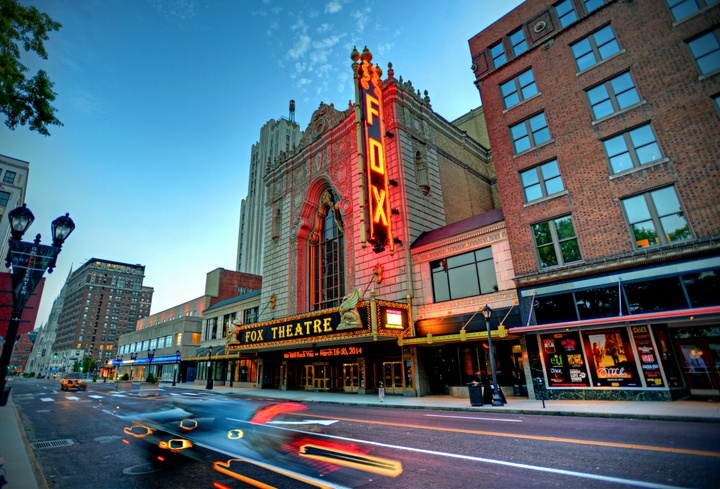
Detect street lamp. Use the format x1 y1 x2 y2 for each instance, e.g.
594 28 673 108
172 350 180 386
0 204 75 406
129 352 138 382
483 304 504 407
205 346 213 390
146 348 156 382
115 355 123 382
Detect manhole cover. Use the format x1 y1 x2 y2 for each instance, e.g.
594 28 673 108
31 439 75 449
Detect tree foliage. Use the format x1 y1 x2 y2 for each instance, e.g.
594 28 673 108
0 0 62 135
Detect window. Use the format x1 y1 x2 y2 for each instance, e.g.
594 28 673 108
667 0 719 22
489 41 507 68
500 69 538 109
554 0 578 28
509 28 528 57
521 159 565 202
621 186 691 248
243 307 259 324
602 123 662 174
430 247 498 302
714 94 720 115
0 191 9 207
510 112 551 154
586 72 641 119
205 318 217 340
310 190 345 310
532 215 582 268
687 30 720 75
583 0 605 13
3 171 16 184
571 24 621 71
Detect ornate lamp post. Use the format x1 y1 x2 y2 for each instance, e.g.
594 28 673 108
483 304 504 407
172 350 181 386
146 348 156 382
205 346 213 390
0 204 75 406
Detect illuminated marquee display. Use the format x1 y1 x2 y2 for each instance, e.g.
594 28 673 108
353 46 394 254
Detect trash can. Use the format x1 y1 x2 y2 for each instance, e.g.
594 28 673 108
467 382 483 406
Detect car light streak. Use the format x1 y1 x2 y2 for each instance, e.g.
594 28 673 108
267 420 338 426
250 402 307 424
298 443 402 477
270 425 693 489
214 458 340 489
123 424 154 438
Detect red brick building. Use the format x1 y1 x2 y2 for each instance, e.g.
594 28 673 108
469 0 720 399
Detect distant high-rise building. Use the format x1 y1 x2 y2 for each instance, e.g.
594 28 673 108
237 110 302 275
53 258 153 365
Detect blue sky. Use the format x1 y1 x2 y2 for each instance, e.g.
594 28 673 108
1 0 522 326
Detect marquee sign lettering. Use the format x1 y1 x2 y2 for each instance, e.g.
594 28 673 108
353 46 394 254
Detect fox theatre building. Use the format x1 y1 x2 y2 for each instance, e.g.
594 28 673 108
220 46 502 396
229 292 412 394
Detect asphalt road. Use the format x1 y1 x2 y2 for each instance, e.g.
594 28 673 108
10 379 720 489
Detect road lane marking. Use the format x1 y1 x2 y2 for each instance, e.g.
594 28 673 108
296 413 720 458
88 395 104 399
40 398 55 402
274 425 691 489
425 414 522 422
268 419 338 426
65 396 80 401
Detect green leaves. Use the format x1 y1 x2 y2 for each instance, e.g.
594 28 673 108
0 0 62 135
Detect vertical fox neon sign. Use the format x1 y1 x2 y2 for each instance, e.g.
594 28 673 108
352 46 394 254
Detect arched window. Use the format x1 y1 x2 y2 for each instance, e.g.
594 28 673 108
309 190 345 310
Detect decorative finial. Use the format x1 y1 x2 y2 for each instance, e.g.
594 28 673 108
387 62 394 80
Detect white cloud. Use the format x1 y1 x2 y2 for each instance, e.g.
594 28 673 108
317 23 331 34
288 35 311 60
351 7 371 33
325 1 342 14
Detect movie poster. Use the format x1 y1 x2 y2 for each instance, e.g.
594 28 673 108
539 332 590 387
582 327 641 387
631 325 665 388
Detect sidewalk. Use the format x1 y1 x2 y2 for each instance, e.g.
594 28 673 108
1 382 719 489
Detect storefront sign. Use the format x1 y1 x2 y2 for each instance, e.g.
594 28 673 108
630 325 665 387
539 332 590 387
232 307 370 348
283 347 364 360
353 47 393 254
582 327 641 387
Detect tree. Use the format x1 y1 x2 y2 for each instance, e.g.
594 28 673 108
0 0 62 135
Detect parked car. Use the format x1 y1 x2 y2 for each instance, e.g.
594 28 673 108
59 373 87 391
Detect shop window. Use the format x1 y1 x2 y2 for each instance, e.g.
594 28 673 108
575 285 620 319
581 328 642 387
430 247 498 303
533 293 577 324
539 331 590 387
624 277 688 313
682 270 720 307
310 189 345 310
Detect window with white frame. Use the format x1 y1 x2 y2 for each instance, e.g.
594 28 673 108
571 24 621 72
532 215 582 268
510 112 551 154
621 186 691 248
500 69 538 109
667 0 719 22
602 123 662 174
521 159 565 202
687 29 720 75
586 71 641 120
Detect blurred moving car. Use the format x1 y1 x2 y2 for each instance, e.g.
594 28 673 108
59 372 87 391
121 397 402 488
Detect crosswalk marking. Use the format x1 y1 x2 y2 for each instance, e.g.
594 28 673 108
40 398 55 402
